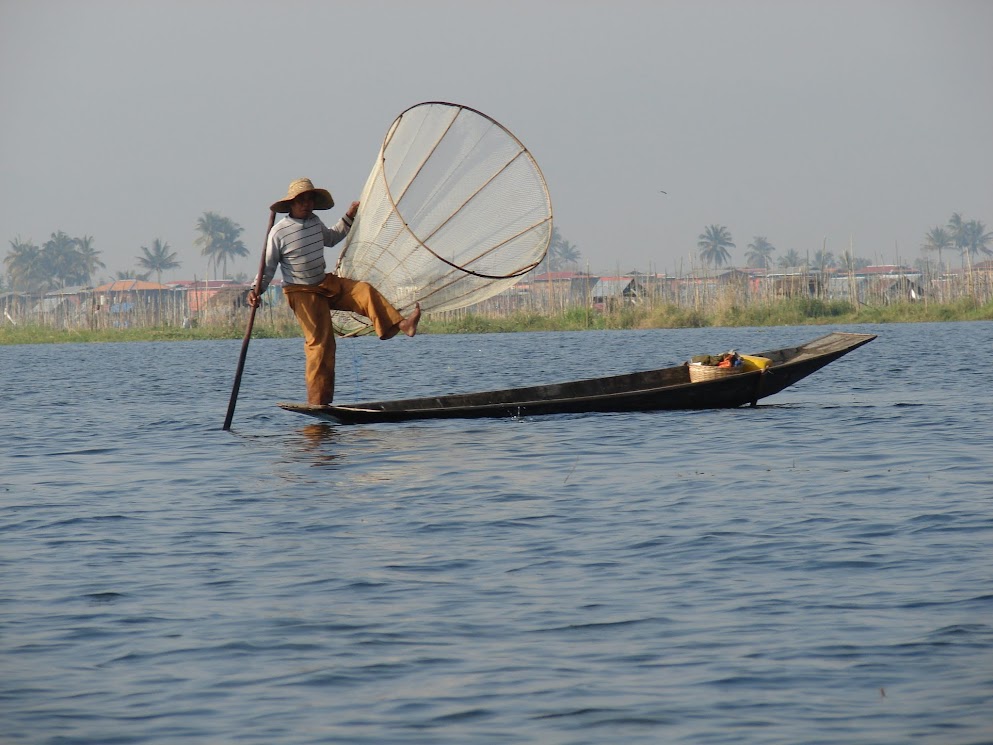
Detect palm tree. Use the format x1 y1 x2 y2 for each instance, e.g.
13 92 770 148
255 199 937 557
948 212 969 269
961 219 993 262
921 226 953 272
215 217 248 278
556 240 581 269
195 212 247 279
921 225 955 268
75 235 104 285
697 225 734 268
745 236 776 269
42 231 88 289
538 227 581 272
137 239 180 285
195 211 225 279
4 232 90 291
777 249 803 270
3 237 45 291
813 249 835 272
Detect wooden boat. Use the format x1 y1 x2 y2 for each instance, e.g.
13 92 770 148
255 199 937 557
278 331 876 424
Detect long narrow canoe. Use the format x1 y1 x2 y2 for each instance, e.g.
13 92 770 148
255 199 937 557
279 331 876 424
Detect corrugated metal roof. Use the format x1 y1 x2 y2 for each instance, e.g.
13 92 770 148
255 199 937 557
591 278 636 297
93 280 170 292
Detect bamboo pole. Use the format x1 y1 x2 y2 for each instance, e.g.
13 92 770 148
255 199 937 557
222 210 276 431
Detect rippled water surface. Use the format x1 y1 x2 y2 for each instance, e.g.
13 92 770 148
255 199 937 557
2 322 992 744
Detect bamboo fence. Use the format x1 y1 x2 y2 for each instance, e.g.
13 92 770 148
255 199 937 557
3 265 992 331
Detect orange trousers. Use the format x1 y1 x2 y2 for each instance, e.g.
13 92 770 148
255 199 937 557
284 274 405 404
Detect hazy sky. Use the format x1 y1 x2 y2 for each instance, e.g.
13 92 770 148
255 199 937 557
2 0 991 280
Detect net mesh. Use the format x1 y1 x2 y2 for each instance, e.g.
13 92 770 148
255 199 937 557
332 102 552 334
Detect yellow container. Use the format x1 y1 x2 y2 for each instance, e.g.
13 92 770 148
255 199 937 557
739 354 772 372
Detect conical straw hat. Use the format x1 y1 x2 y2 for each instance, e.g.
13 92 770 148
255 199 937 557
270 178 334 213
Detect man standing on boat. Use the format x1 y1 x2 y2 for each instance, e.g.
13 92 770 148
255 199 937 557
247 178 421 405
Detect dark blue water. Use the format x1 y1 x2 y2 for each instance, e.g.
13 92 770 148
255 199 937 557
2 322 992 744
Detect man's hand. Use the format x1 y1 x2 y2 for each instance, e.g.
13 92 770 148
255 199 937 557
246 289 261 308
345 201 360 220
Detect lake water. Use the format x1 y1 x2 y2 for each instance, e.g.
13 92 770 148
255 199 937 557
2 321 992 744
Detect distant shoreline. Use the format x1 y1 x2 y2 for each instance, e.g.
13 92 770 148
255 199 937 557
3 298 991 345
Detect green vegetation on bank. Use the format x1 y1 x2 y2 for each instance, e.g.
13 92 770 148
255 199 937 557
424 296 993 334
3 297 992 345
0 324 284 345
0 318 303 345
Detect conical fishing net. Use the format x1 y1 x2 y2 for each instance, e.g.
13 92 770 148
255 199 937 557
332 101 552 335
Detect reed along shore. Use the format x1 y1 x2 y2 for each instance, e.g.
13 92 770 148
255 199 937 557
3 297 992 345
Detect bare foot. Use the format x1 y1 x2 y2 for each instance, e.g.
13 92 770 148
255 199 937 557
398 302 421 337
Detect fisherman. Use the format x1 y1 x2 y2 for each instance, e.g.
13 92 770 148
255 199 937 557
247 178 420 405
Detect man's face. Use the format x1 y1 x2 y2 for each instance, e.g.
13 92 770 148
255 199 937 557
290 192 315 219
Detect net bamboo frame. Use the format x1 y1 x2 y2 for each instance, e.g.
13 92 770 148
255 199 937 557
332 101 553 335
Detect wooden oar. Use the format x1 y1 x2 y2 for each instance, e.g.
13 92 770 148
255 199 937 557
222 209 276 430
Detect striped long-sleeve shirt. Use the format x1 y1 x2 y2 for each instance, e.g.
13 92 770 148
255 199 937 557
255 213 353 294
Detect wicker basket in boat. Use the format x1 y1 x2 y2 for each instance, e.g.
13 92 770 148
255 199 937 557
688 363 747 383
